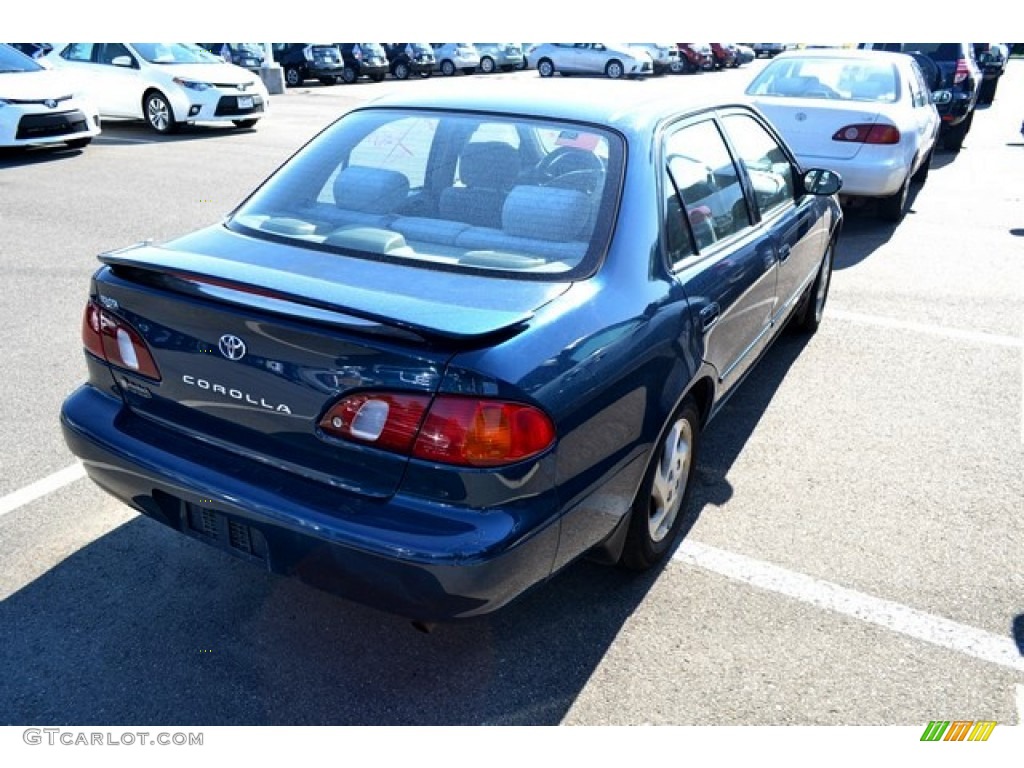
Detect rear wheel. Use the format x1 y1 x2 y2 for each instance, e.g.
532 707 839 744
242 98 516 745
911 148 932 185
620 399 701 570
943 111 973 152
878 173 910 222
440 60 456 76
393 62 410 80
537 58 555 78
479 56 495 74
284 66 303 87
341 66 358 84
795 238 835 334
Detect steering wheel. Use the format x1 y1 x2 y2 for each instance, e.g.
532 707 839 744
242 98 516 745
534 147 606 193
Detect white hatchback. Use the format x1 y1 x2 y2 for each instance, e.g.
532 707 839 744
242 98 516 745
745 49 940 222
46 43 269 134
0 43 100 149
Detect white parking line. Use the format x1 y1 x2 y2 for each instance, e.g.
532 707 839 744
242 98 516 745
674 541 1024 674
829 309 1024 349
0 463 85 519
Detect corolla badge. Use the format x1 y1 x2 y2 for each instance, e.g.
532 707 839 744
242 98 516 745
218 334 247 361
795 112 808 122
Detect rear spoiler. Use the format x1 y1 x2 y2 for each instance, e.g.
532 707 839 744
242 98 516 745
99 243 537 346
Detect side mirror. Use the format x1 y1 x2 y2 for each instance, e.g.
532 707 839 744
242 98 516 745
111 55 134 68
931 89 953 105
803 168 842 196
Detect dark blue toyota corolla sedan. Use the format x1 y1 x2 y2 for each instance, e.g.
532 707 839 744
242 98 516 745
61 82 843 622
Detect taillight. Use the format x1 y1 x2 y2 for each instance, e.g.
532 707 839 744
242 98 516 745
82 300 161 380
954 58 969 84
832 123 901 145
319 393 556 467
319 393 431 453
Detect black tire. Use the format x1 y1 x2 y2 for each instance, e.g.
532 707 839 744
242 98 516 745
143 90 178 134
393 62 410 80
371 73 386 82
911 148 932 185
878 173 910 222
64 137 92 149
341 66 358 84
620 398 701 570
942 111 973 152
605 59 625 79
232 119 258 129
440 60 456 76
537 58 555 78
284 66 303 88
978 78 997 105
479 56 495 74
794 238 835 334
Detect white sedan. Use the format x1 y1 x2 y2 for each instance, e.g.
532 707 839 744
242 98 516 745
45 43 268 134
0 43 100 149
745 49 940 222
529 43 653 79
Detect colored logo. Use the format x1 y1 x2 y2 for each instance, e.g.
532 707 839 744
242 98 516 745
920 721 997 742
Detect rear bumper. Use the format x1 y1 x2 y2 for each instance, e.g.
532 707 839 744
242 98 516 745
797 150 913 198
60 384 560 621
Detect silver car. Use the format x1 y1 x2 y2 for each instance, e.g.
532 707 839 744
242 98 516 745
530 43 653 79
473 43 524 73
431 43 480 76
629 43 677 75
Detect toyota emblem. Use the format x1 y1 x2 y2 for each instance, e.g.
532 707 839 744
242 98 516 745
218 334 247 361
45 99 57 109
795 112 807 122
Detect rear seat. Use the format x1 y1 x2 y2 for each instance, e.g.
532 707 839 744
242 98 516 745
454 185 592 263
328 165 410 228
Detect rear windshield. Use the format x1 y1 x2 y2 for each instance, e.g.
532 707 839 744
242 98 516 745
747 57 900 103
229 108 622 279
131 43 220 64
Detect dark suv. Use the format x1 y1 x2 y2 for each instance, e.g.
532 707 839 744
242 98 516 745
272 43 345 87
859 43 980 151
336 43 390 83
384 43 435 79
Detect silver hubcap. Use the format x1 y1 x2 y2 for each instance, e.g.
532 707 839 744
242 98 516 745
814 245 833 323
147 98 169 131
540 62 552 76
648 417 693 543
608 63 622 78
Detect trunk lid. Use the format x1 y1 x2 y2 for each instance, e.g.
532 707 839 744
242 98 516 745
752 97 887 161
93 226 571 499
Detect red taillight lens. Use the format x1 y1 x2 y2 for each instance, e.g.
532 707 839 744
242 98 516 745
954 58 968 84
319 392 556 467
832 123 901 145
82 300 161 380
319 393 431 453
413 397 555 467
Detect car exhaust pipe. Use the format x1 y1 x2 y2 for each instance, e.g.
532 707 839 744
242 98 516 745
411 620 436 634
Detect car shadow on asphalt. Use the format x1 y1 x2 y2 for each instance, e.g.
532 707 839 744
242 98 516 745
0 145 88 167
94 121 258 145
832 182 927 271
1013 615 1024 657
0 338 810 727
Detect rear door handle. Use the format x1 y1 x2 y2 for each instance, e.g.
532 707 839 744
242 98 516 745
699 302 721 333
778 244 792 263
